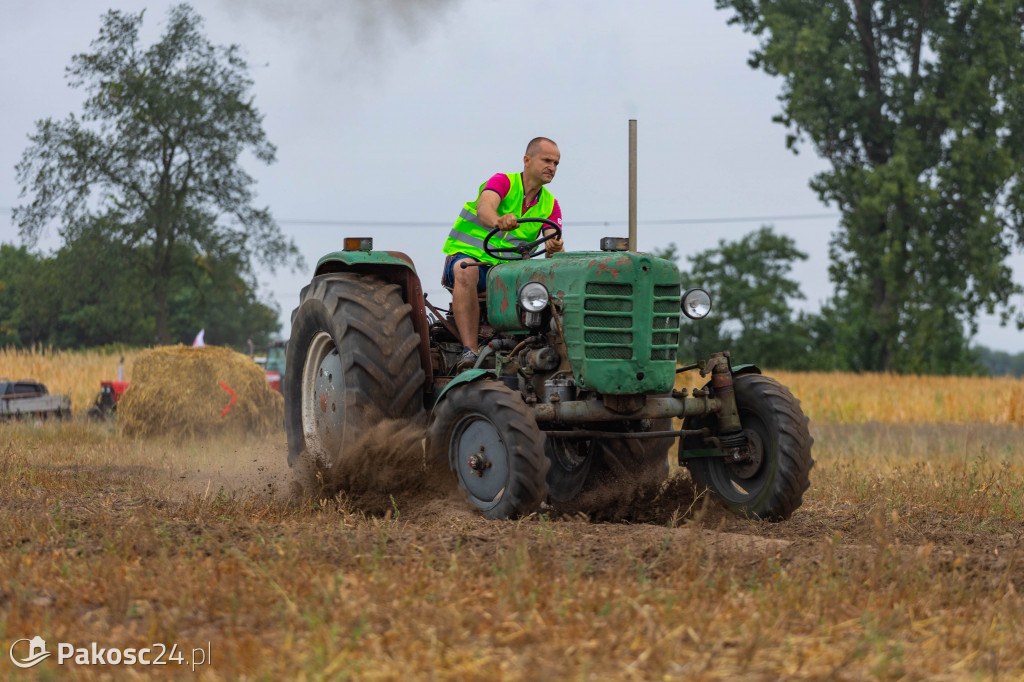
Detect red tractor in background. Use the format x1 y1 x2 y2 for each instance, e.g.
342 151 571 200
87 380 130 420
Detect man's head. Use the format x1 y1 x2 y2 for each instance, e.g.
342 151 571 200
523 137 560 186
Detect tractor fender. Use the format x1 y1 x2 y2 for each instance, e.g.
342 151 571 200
432 369 497 408
314 250 433 392
315 250 417 276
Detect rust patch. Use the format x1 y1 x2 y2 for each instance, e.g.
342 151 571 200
383 250 415 267
493 275 511 315
592 255 633 280
319 392 328 413
529 270 551 285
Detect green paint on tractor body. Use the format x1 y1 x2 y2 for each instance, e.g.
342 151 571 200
315 250 418 274
485 250 681 395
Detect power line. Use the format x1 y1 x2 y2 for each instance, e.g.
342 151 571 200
1 206 839 227
272 212 841 228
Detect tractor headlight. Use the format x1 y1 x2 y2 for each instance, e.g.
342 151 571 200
518 282 550 312
681 288 712 319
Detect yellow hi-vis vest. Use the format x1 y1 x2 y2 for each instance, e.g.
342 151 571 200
443 172 556 264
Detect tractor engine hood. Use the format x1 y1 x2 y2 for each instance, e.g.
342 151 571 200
486 251 681 395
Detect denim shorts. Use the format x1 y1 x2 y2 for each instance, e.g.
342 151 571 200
442 253 491 292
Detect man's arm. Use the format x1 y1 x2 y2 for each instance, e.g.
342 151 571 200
477 190 518 231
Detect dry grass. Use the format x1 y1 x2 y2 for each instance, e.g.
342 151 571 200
677 368 1024 426
3 351 1024 678
3 420 1024 679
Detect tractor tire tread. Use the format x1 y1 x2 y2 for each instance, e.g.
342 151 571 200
686 374 813 521
285 273 425 464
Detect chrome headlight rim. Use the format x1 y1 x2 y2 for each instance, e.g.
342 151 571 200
518 281 550 313
681 288 712 319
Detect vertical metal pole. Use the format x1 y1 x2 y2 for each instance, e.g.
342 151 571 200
628 119 637 251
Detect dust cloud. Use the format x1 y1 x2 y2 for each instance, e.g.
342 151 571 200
146 418 710 528
290 415 466 519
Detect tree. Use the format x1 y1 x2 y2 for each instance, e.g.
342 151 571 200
676 227 813 368
14 4 299 344
0 244 54 347
0 230 281 349
972 345 1024 377
716 0 1024 372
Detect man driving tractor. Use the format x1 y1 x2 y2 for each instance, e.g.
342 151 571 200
442 136 565 367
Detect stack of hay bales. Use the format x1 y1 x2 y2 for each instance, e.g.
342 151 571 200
119 345 283 439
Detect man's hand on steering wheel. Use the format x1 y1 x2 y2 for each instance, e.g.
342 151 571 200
495 214 519 231
482 217 563 261
544 229 564 257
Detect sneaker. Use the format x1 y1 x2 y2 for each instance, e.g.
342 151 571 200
456 348 479 370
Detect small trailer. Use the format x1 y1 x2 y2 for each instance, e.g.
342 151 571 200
0 379 72 420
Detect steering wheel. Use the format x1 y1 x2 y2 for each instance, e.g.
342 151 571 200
482 217 563 261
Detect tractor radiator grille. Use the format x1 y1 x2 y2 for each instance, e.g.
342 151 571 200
652 284 681 361
582 281 680 361
584 282 633 359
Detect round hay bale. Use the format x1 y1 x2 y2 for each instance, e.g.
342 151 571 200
119 345 283 439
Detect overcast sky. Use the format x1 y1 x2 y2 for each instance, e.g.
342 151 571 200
3 0 1023 352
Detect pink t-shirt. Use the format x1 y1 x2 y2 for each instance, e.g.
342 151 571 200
482 173 562 229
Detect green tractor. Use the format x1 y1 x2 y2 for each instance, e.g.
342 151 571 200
284 221 813 521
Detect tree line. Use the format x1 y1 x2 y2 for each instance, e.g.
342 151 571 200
659 228 1023 377
0 236 280 350
711 0 1024 373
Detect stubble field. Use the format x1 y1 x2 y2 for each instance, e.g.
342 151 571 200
2 348 1024 680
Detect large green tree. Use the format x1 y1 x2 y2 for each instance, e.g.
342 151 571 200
676 227 815 368
717 0 1024 372
14 4 299 344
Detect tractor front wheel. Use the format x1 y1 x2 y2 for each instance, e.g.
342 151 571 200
428 380 549 520
684 374 813 521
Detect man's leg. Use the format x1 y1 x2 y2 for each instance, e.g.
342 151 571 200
452 260 481 352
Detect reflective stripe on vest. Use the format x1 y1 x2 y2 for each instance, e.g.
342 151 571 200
443 173 555 263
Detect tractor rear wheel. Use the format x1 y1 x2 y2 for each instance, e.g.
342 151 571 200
285 273 425 478
428 380 549 520
684 374 813 521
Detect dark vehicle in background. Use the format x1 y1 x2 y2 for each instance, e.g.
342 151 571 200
0 379 71 420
